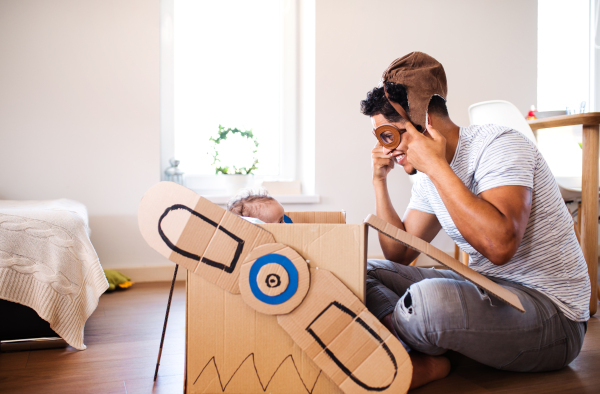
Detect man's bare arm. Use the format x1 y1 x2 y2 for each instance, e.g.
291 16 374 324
372 142 441 264
431 170 531 265
405 124 532 265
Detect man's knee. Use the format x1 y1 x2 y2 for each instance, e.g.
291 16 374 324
392 278 467 355
367 259 399 274
366 259 400 287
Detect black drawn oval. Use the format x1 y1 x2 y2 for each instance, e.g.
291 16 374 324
306 301 398 391
158 204 244 273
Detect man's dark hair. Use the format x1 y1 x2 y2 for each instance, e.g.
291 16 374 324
427 95 449 118
360 82 448 126
360 85 406 123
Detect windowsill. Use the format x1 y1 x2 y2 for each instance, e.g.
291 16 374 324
202 194 320 205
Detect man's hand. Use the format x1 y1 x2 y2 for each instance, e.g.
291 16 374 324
405 123 447 175
371 141 395 182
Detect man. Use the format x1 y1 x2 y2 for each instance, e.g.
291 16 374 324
361 52 590 388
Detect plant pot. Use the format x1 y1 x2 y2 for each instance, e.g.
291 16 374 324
224 174 254 195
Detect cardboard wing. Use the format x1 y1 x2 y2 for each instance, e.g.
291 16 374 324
364 214 525 313
278 268 412 394
138 182 275 294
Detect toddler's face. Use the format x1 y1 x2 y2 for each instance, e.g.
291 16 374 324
254 200 285 223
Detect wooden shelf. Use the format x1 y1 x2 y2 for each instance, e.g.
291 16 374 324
528 112 600 130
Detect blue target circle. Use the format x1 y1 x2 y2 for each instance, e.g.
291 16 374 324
249 253 298 305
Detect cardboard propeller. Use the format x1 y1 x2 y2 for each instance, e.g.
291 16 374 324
239 243 311 315
138 182 413 394
138 181 276 294
364 214 525 313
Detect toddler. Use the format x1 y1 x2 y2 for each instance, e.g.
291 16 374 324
227 189 289 224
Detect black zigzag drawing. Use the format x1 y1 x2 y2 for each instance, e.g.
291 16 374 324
193 353 324 393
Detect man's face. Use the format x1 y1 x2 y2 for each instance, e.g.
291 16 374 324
371 114 417 175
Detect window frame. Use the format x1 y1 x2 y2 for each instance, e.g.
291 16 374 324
160 0 316 200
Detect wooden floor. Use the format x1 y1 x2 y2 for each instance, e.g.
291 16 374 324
1 282 598 394
0 282 186 394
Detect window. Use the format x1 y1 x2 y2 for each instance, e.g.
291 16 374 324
161 0 315 197
536 0 596 178
537 0 592 112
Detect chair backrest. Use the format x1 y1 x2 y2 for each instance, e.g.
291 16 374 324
468 100 537 145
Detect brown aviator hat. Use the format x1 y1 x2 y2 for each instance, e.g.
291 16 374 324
382 52 447 131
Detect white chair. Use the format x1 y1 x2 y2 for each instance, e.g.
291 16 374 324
468 100 584 202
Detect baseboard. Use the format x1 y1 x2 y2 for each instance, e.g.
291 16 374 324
114 265 187 283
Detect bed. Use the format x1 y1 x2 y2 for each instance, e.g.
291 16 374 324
0 199 108 351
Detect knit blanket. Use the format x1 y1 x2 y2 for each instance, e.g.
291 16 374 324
0 199 108 350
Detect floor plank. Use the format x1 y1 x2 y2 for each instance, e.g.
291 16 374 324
125 374 184 394
0 350 29 371
1 282 598 394
413 309 600 394
0 282 185 394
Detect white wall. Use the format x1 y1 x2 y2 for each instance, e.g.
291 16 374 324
0 0 537 270
0 0 164 268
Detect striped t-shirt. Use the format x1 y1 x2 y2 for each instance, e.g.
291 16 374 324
407 124 590 322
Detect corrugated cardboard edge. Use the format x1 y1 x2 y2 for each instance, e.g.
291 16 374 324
185 271 189 394
360 224 367 303
364 214 525 313
285 211 346 224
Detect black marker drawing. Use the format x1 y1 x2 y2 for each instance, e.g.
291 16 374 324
266 273 281 288
306 301 398 392
158 204 244 273
194 353 323 393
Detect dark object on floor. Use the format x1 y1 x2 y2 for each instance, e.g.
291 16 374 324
0 299 66 352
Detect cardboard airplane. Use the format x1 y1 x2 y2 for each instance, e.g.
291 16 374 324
138 182 524 394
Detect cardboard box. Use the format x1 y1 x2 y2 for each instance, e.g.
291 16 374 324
186 214 367 394
184 215 523 393
138 182 523 394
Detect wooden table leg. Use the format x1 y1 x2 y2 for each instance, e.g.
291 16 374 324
461 251 469 266
581 124 599 316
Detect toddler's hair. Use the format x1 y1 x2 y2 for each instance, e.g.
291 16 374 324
227 189 276 218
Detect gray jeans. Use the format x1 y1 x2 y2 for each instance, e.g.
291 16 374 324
366 259 587 372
